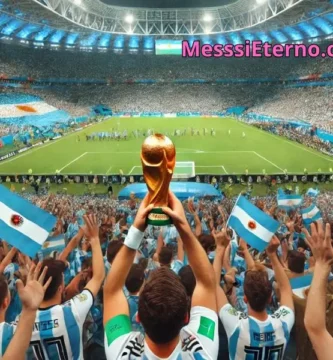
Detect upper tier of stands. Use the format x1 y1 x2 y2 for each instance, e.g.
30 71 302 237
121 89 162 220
0 43 332 82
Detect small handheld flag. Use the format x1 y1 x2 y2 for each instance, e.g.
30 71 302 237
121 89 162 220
306 188 320 198
277 189 303 211
227 195 280 252
37 234 66 260
301 204 322 226
290 274 313 299
0 185 56 257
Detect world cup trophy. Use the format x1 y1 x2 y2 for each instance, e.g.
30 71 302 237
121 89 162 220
141 134 176 226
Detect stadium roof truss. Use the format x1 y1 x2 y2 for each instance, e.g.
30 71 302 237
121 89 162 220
14 0 333 36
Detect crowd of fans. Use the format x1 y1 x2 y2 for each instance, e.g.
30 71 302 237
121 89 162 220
0 43 332 81
1 84 332 136
0 123 35 138
0 186 333 359
249 87 333 133
246 121 333 155
0 43 332 134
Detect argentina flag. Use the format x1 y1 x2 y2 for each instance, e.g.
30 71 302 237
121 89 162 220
0 185 56 257
228 195 280 252
290 274 313 299
301 204 322 225
38 234 66 260
306 188 320 198
277 189 303 210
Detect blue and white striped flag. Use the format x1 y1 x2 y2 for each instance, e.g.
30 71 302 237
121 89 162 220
277 189 303 210
290 274 313 299
301 204 322 226
228 195 280 252
0 185 56 257
38 234 66 260
306 188 320 198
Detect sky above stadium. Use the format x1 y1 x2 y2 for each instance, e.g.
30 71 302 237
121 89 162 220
101 0 235 8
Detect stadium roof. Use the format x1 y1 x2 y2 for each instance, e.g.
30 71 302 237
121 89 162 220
1 0 332 36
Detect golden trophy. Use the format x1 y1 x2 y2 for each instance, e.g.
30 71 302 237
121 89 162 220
141 134 176 226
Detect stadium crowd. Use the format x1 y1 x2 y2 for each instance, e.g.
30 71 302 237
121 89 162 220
0 43 332 81
1 84 333 135
0 43 333 135
249 87 333 134
0 184 332 359
246 121 333 155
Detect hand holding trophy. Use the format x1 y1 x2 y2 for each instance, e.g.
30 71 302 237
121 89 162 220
141 134 176 226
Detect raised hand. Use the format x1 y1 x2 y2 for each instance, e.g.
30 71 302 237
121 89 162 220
133 194 154 232
238 238 248 252
162 190 188 228
16 262 52 312
187 198 196 214
303 222 333 267
83 214 100 241
213 228 231 248
266 236 280 256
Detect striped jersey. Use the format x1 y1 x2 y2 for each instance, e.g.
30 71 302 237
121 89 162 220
104 307 219 360
27 289 93 360
219 304 295 360
0 322 15 359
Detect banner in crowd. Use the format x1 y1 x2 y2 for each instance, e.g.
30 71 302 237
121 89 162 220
155 40 182 55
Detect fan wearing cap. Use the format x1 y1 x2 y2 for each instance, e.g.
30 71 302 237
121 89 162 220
26 214 105 360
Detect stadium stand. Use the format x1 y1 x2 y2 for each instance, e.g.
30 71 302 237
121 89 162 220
0 43 332 81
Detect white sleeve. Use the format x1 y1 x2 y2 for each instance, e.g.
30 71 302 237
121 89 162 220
219 304 242 338
70 289 94 323
274 306 295 332
184 306 219 360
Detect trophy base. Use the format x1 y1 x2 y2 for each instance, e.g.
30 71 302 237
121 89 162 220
147 208 172 226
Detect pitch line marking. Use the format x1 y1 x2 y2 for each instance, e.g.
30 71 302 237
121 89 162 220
0 127 88 167
222 166 228 174
59 152 88 173
105 166 113 175
128 166 139 175
253 152 284 172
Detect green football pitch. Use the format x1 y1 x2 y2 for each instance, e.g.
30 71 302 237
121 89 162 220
0 117 332 176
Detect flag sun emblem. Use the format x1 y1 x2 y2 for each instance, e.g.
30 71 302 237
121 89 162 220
248 221 256 230
10 214 23 227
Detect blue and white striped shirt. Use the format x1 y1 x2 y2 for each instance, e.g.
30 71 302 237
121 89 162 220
27 289 93 360
220 304 295 360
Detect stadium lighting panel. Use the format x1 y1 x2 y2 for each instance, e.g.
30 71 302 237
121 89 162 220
73 0 82 5
125 14 134 24
256 0 268 4
203 14 213 22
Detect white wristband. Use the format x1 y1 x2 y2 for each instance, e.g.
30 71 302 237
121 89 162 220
124 226 144 250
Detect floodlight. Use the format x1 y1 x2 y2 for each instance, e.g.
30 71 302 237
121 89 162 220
125 14 134 24
203 13 213 22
